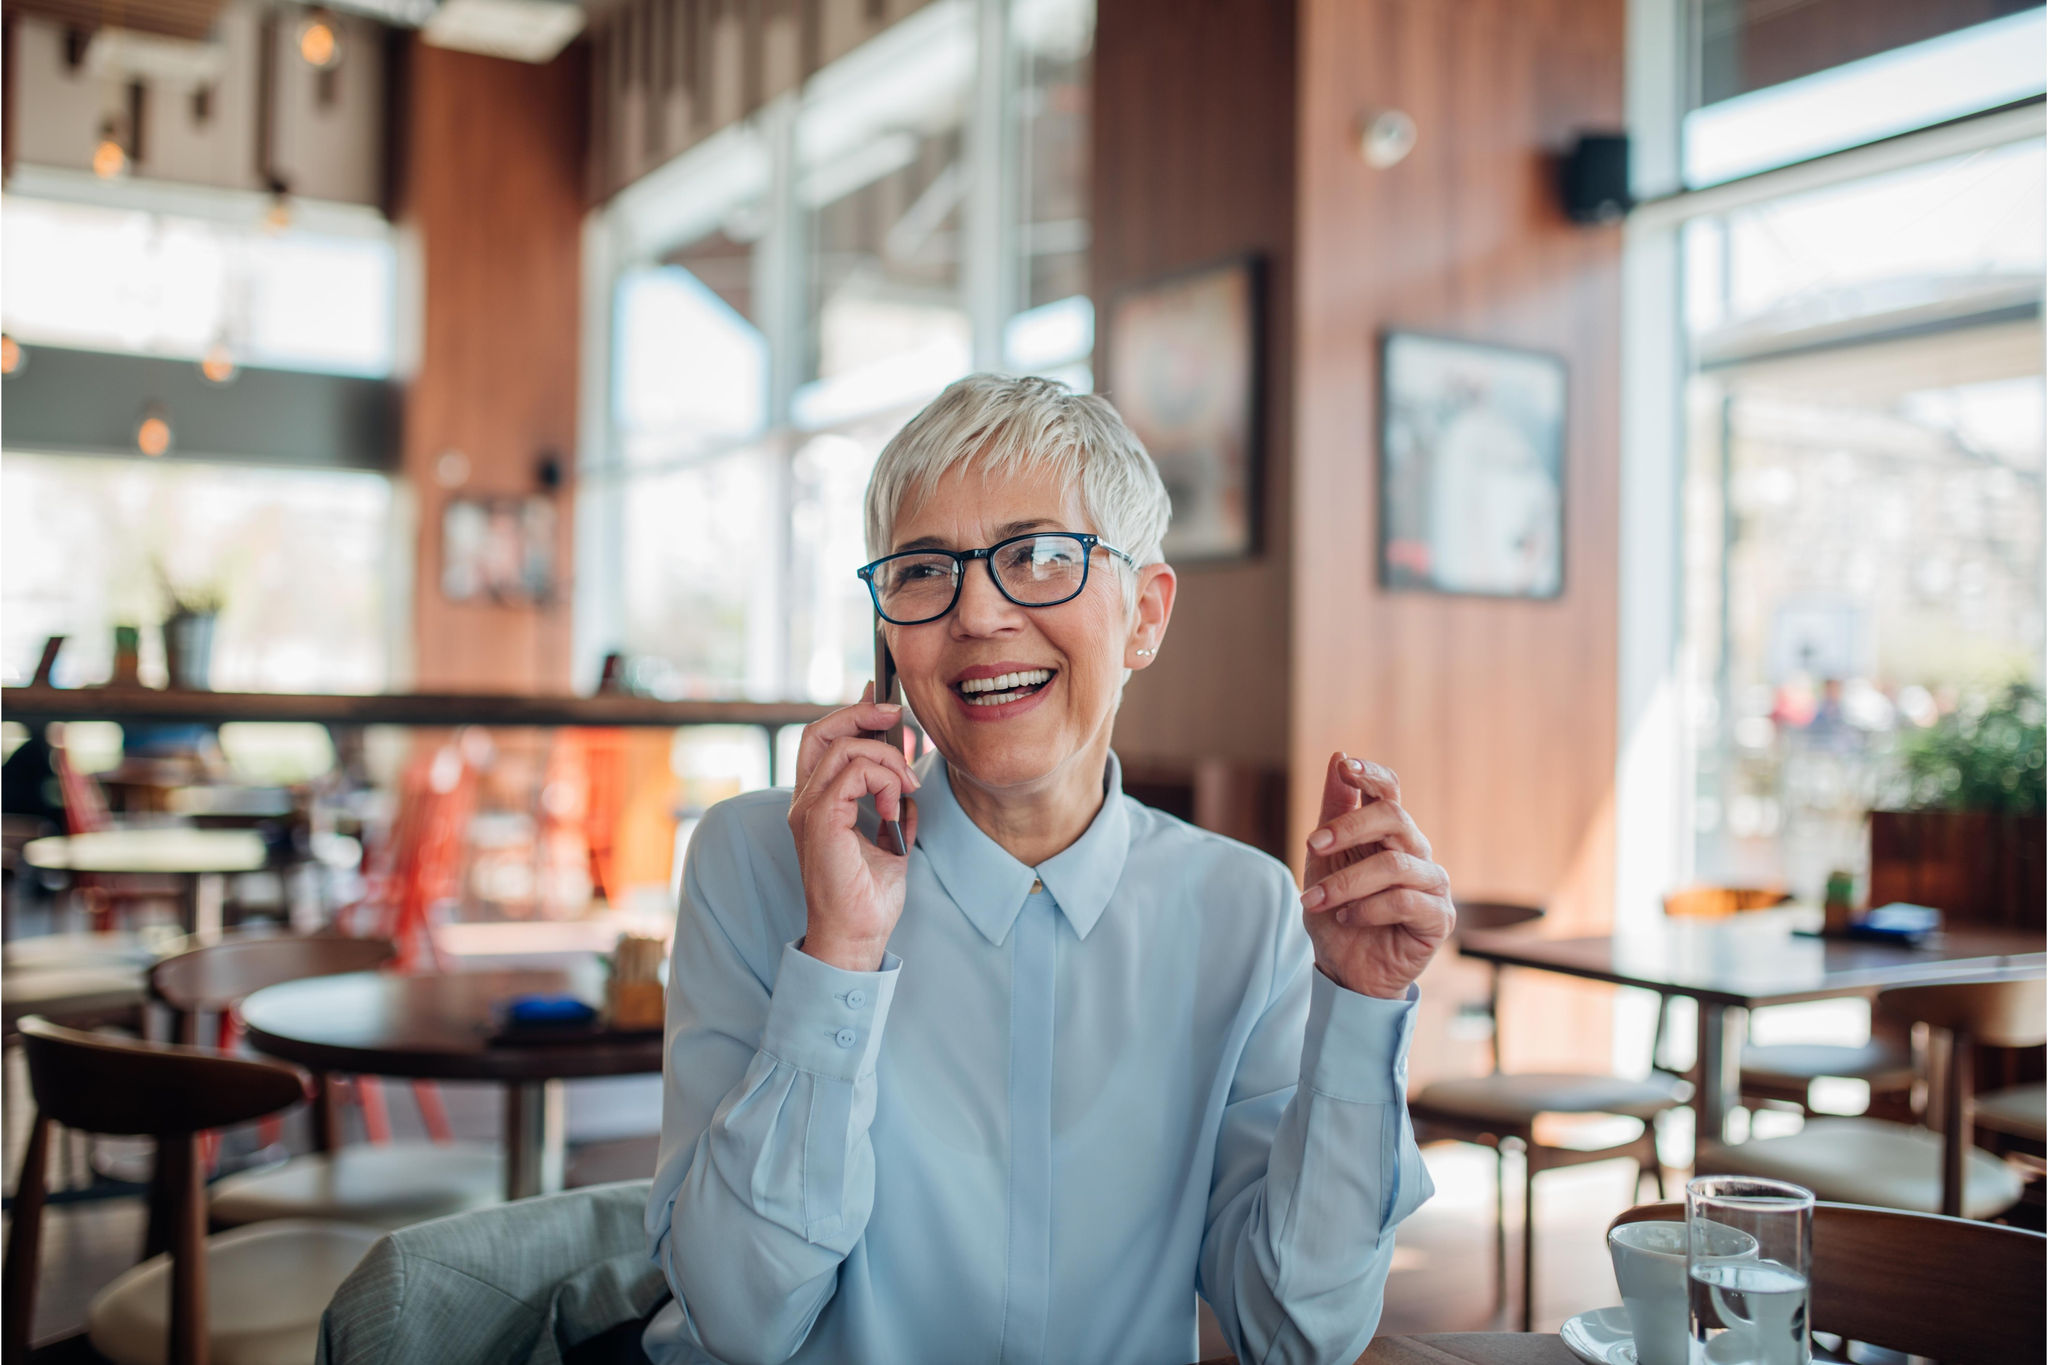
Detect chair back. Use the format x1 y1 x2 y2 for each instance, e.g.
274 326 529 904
17 1015 306 1138
3 1019 309 1365
1662 885 1792 919
1877 977 2048 1049
1608 1199 2045 1364
150 934 397 1025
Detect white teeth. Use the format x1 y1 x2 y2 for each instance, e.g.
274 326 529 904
958 667 1056 699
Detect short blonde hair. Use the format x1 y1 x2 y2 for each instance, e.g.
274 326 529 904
863 375 1172 590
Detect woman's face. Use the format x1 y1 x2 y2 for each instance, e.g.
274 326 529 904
883 458 1173 800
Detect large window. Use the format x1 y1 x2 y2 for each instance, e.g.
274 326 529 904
584 0 1094 704
1 453 397 690
1680 142 2045 891
1619 3 2048 910
1 183 405 691
1 193 397 376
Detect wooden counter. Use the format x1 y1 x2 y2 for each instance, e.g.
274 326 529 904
1 687 833 730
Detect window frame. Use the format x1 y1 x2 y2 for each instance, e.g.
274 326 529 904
574 0 1093 698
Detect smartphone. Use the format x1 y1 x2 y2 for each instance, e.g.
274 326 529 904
863 623 907 855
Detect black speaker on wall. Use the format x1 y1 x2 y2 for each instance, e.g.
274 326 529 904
1560 133 1632 224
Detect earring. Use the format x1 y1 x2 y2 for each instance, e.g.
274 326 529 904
1135 647 1156 658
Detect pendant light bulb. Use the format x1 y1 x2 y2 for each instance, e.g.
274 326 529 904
92 118 128 179
137 403 173 458
298 10 343 69
200 341 238 385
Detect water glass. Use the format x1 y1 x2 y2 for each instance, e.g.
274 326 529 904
1686 1175 1813 1365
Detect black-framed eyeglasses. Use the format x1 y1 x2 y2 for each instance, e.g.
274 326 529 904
856 532 1136 625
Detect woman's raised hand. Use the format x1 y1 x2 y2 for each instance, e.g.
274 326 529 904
788 684 921 973
1298 753 1455 999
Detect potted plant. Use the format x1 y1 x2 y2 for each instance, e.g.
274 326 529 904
157 567 225 691
1869 682 2046 930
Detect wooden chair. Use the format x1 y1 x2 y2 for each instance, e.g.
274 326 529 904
148 935 503 1233
1407 901 1686 1331
1700 977 2043 1220
1653 886 1915 1118
1609 1198 2045 1363
2 1017 382 1365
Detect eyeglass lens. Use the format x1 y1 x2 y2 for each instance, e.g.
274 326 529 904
872 535 1092 621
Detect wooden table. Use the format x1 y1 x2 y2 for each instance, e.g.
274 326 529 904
21 829 268 940
238 965 665 1200
1459 908 2047 1143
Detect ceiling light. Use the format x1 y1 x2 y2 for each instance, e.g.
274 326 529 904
423 0 585 64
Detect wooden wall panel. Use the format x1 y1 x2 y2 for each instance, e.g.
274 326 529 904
1290 0 1625 1074
1094 0 1296 769
398 41 586 692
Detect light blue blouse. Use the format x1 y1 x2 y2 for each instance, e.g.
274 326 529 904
642 749 1432 1365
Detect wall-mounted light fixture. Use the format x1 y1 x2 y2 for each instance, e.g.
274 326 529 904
92 116 129 178
1357 108 1418 170
263 175 296 233
298 9 344 69
1 335 24 377
137 402 174 457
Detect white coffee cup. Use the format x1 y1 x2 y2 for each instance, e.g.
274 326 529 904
1608 1219 1757 1365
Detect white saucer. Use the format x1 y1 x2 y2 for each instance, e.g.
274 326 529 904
1560 1306 1639 1365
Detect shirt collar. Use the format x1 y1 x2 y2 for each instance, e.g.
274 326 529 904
912 747 1132 946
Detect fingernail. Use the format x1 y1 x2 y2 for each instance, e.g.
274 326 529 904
879 702 903 713
1300 885 1326 911
1345 757 1365 773
1309 829 1334 852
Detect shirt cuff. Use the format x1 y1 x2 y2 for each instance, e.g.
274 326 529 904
1298 968 1418 1103
758 940 901 1082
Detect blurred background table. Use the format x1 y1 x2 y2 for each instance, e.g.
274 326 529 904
1459 907 2047 1144
239 964 665 1199
20 829 268 941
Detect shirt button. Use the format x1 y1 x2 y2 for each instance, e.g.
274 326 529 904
845 989 867 1009
834 1027 857 1048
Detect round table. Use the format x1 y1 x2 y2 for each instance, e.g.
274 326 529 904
239 966 664 1200
23 829 268 940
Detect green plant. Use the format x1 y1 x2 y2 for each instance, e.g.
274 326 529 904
153 560 225 618
1885 682 2047 817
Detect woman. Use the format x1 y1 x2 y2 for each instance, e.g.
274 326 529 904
643 375 1455 1365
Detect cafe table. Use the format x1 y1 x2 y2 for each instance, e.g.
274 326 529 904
1458 906 2047 1143
21 828 268 941
239 962 664 1200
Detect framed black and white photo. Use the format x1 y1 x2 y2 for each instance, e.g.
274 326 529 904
1106 257 1263 561
1378 331 1567 599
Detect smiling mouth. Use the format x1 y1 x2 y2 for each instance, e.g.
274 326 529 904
952 668 1057 707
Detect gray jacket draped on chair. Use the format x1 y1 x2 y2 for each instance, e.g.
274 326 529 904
317 1180 664 1365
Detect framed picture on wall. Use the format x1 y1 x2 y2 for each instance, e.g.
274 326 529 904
442 496 557 604
1378 331 1567 599
1106 256 1263 561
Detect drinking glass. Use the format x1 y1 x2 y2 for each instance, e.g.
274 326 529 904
1686 1175 1813 1365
